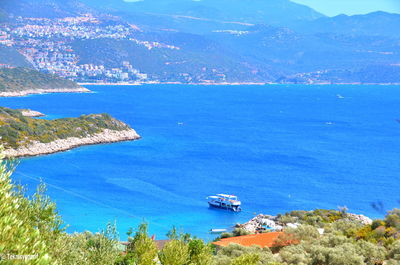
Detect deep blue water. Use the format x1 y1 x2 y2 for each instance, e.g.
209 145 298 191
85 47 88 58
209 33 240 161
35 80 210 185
1 84 399 241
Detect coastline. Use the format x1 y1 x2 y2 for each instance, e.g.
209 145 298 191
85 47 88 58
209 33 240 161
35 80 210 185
18 109 45 117
78 81 400 86
0 87 91 97
4 128 140 158
78 81 267 86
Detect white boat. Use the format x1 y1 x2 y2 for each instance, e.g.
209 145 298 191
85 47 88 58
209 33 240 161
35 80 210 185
210 228 228 234
207 194 242 212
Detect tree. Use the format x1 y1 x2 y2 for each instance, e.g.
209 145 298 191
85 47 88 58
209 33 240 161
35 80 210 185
308 243 364 265
231 253 260 265
214 244 276 265
188 239 213 265
385 210 400 230
125 223 158 265
278 244 310 265
285 225 320 242
356 240 386 265
387 240 400 261
53 224 120 265
159 240 190 265
0 151 62 264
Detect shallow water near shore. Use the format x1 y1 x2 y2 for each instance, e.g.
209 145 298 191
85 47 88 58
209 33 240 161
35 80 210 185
1 84 400 240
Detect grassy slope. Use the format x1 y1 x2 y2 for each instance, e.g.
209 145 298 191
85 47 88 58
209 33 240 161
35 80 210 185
0 107 131 149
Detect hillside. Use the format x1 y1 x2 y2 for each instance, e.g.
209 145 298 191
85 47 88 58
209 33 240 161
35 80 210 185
0 107 140 157
292 11 400 38
80 0 325 30
0 46 33 68
1 0 399 84
0 67 89 96
72 38 277 83
0 0 96 18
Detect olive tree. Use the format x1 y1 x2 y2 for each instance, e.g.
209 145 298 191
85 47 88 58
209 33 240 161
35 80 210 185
231 253 260 265
0 152 63 265
188 239 213 265
159 240 190 265
124 223 158 265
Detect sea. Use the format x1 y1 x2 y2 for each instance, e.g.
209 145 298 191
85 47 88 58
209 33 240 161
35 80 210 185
0 84 399 241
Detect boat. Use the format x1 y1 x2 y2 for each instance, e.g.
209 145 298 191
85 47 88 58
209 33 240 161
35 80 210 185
210 228 228 234
207 194 242 212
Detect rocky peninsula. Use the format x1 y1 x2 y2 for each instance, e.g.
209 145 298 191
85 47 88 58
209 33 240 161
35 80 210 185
0 87 90 97
4 128 140 158
0 107 140 158
17 109 45 117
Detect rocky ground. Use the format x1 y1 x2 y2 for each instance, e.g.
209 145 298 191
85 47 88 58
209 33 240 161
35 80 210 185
18 109 45 117
237 212 373 234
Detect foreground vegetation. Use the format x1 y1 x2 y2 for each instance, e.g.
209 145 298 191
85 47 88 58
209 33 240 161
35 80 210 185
0 67 81 93
0 107 131 149
0 152 399 264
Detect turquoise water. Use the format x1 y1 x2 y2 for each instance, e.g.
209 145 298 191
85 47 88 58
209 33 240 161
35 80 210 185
1 84 399 240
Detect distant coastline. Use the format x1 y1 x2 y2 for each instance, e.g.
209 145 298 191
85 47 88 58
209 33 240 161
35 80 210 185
4 128 140 158
0 87 91 97
79 81 400 86
78 81 268 86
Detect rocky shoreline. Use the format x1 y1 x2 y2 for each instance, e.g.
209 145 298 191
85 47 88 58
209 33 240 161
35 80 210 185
4 128 140 158
237 212 373 234
18 109 45 117
0 87 90 97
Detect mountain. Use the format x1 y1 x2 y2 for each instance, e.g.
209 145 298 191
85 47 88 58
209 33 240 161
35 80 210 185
111 0 325 24
79 0 325 33
71 37 278 83
0 0 96 18
1 0 399 84
293 11 400 38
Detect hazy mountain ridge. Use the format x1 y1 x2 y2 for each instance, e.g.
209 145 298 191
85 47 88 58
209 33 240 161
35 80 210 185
1 0 399 84
1 0 96 18
292 11 400 38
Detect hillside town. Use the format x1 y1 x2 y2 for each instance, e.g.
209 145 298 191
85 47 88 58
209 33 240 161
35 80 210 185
0 14 180 83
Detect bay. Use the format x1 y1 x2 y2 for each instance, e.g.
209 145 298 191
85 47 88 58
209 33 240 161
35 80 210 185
1 84 399 240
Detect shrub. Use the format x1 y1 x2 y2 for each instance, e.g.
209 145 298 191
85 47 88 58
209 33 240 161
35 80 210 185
124 223 158 265
231 253 260 265
159 240 190 265
0 151 62 264
188 239 213 265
